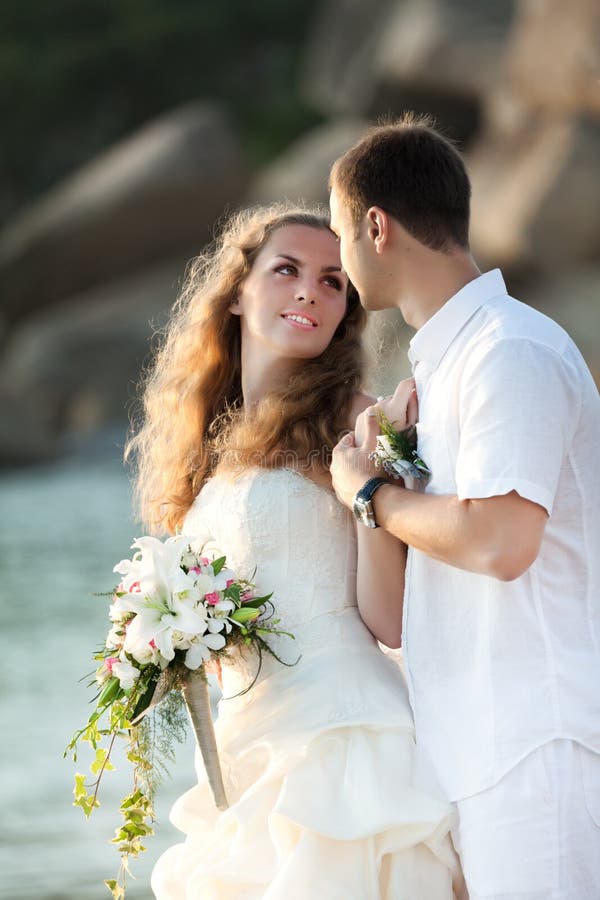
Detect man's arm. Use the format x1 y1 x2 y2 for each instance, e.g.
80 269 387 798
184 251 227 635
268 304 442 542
331 419 548 582
332 339 576 582
372 483 547 581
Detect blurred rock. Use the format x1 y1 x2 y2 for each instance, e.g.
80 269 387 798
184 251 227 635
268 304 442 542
0 257 186 465
302 0 392 115
468 0 600 274
505 0 600 116
302 0 515 145
469 111 600 274
246 118 368 206
524 266 600 385
0 102 246 327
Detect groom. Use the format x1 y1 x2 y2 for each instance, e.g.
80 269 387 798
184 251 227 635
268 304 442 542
329 114 600 900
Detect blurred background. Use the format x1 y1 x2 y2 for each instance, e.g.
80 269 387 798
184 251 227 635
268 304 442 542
1 0 599 897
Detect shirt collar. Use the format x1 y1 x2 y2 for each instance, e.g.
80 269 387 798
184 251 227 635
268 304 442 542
408 269 507 371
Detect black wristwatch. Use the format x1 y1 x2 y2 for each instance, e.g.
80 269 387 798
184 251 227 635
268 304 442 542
352 477 388 529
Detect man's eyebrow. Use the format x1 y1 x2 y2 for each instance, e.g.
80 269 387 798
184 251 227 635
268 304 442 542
274 254 342 273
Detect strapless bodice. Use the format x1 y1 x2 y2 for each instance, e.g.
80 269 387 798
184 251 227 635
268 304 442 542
182 467 373 691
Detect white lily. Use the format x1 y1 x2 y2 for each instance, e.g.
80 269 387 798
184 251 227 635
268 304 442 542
184 632 227 670
123 594 208 664
114 534 193 598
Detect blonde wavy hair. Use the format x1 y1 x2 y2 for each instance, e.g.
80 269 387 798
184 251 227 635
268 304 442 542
126 203 367 535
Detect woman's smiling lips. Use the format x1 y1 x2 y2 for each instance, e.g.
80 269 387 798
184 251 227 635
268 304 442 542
281 311 318 329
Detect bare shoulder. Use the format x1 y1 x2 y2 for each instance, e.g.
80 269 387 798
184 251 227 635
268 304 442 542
347 391 375 430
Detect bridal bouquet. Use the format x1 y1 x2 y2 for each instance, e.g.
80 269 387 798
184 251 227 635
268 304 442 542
65 534 294 899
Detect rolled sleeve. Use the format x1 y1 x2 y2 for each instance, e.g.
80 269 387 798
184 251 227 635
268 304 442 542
455 338 580 514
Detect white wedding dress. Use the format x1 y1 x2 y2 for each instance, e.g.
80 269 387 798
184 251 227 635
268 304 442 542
152 468 462 899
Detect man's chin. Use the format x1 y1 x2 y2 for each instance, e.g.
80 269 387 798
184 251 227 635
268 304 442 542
359 292 388 312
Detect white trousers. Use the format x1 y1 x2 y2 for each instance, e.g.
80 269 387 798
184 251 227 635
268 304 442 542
453 740 600 900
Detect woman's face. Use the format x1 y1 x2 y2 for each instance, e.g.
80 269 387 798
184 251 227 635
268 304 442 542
233 224 349 362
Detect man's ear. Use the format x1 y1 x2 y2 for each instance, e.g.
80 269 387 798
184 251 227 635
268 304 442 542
366 206 389 255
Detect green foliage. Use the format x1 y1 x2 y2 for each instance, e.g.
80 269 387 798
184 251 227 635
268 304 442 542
66 681 187 899
378 414 418 458
377 413 431 478
0 0 323 218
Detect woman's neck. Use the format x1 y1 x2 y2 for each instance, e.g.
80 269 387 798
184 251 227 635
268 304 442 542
240 343 300 408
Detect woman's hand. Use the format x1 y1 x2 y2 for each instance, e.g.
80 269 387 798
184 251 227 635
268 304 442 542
332 378 420 508
354 378 418 450
375 378 418 432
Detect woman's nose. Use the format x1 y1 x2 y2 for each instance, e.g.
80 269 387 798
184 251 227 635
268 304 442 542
295 285 316 305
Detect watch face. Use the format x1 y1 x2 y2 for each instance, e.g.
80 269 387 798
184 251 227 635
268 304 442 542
353 496 366 522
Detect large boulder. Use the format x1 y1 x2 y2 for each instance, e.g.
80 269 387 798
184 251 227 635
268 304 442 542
0 256 187 465
302 0 514 145
246 118 368 206
504 0 600 116
467 0 600 273
0 102 246 327
469 110 600 274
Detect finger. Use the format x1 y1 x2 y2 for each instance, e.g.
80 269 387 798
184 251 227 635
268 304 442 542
335 431 355 451
383 377 417 428
391 376 416 403
360 410 380 450
407 389 419 427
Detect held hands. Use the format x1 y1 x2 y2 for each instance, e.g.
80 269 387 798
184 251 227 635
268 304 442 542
331 379 418 509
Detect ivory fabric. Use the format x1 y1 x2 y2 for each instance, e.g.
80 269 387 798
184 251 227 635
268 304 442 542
152 468 462 899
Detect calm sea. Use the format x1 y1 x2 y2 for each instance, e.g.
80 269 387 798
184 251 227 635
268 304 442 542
0 448 199 900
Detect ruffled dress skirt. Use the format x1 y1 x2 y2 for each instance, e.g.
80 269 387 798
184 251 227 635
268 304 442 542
152 631 463 900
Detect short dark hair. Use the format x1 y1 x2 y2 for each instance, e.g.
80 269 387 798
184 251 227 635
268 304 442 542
330 112 471 251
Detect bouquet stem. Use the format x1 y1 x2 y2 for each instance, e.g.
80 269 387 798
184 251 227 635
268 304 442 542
180 669 229 811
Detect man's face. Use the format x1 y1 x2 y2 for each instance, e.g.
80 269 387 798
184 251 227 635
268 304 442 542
328 186 358 286
329 186 383 311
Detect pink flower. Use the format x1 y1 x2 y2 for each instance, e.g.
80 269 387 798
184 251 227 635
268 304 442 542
204 591 221 606
149 639 157 649
200 557 209 566
105 657 119 673
226 579 235 588
190 565 202 574
241 590 255 603
130 581 141 593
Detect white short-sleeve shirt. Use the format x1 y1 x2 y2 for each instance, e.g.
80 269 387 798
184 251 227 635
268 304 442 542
402 269 600 801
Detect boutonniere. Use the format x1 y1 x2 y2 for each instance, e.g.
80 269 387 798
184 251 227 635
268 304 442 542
369 413 431 482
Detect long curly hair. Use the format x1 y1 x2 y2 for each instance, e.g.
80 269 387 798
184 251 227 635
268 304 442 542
126 203 367 535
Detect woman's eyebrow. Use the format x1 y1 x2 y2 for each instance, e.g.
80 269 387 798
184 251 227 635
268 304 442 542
274 254 342 274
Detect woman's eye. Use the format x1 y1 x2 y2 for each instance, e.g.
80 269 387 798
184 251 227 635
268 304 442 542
323 276 343 290
275 264 296 275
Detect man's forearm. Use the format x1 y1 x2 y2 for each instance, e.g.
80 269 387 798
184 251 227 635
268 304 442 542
371 484 544 580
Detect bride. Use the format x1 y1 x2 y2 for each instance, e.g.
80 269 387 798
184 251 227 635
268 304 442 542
127 203 464 899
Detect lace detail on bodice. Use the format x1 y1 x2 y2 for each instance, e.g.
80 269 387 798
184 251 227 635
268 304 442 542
183 468 369 692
